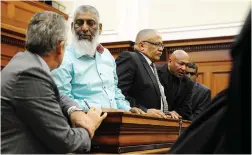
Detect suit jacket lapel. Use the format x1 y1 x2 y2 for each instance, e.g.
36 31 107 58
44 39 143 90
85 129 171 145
137 53 161 97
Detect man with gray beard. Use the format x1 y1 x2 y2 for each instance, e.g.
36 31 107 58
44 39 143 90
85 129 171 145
52 5 144 114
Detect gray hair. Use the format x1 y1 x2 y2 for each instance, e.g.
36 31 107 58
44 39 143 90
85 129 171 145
26 11 67 55
135 29 158 43
73 5 100 23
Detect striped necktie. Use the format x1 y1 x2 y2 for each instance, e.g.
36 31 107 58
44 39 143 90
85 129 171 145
151 63 169 114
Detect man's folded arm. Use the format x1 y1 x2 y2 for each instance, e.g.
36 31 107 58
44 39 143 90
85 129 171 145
13 69 91 153
52 64 89 111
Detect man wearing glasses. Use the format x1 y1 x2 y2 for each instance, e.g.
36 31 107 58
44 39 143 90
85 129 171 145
157 50 194 120
186 62 211 120
116 29 172 119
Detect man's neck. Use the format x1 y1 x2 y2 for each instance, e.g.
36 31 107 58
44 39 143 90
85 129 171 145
167 65 181 80
41 55 56 71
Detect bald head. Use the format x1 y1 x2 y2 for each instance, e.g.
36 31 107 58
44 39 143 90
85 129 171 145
168 50 190 78
135 29 159 43
133 29 163 62
170 50 189 61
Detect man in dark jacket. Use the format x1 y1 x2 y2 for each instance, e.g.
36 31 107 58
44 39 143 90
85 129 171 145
157 50 194 120
186 62 211 119
116 29 171 119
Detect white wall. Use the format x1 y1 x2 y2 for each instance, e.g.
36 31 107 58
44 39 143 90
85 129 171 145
59 0 251 43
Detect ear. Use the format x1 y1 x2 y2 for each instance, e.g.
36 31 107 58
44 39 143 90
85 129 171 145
99 23 103 35
56 40 65 55
139 42 145 52
168 57 172 64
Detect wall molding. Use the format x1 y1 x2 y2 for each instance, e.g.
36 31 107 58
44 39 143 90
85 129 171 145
103 36 235 54
1 35 25 48
157 22 243 33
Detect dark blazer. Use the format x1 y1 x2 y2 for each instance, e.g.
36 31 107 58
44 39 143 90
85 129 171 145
157 64 194 120
1 51 90 153
116 51 161 111
191 83 211 119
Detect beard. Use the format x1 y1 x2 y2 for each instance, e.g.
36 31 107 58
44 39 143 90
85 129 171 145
71 29 100 56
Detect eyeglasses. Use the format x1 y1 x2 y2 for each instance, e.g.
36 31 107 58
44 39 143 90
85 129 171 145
186 72 196 76
142 41 164 48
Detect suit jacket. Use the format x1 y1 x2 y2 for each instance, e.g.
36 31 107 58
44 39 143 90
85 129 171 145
1 51 90 153
157 64 194 120
191 83 211 119
169 11 251 153
116 51 161 111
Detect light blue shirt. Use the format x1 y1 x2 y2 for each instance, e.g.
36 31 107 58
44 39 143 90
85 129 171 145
51 44 131 111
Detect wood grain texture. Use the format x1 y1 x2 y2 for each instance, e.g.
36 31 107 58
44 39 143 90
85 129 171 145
91 112 191 153
123 147 170 154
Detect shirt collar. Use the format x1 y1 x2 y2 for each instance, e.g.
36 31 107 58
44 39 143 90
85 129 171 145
140 52 153 66
74 44 105 59
35 53 50 73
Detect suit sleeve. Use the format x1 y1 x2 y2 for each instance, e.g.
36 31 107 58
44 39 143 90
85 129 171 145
193 88 211 118
60 94 81 117
111 55 131 111
13 68 91 153
115 52 136 99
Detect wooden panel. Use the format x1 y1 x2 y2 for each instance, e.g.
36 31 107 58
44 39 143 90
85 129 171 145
1 1 68 69
124 148 170 154
1 1 68 36
188 50 231 63
91 112 191 153
196 61 231 98
197 73 204 84
211 72 230 97
1 43 25 68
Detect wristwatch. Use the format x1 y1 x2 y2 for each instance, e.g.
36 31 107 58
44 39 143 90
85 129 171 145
67 106 83 116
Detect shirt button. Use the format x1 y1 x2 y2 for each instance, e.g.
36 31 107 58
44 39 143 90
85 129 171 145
103 86 105 89
100 73 102 75
110 99 112 101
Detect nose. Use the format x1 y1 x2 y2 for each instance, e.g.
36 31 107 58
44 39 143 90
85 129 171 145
158 45 164 51
81 21 89 32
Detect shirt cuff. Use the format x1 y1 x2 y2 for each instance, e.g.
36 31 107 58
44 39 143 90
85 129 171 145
67 106 83 116
118 103 131 111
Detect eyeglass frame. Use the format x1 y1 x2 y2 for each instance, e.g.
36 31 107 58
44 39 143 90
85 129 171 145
141 41 164 48
186 72 197 76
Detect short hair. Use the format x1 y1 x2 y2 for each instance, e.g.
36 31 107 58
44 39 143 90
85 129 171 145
188 62 198 73
73 5 100 23
26 11 67 56
135 29 158 43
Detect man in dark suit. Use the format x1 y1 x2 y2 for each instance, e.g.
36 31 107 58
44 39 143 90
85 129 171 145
1 11 107 154
186 62 211 119
116 29 170 119
169 11 251 153
157 50 194 120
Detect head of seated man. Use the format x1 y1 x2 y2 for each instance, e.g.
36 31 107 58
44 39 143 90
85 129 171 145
168 50 190 78
134 29 164 62
71 5 102 56
186 62 198 82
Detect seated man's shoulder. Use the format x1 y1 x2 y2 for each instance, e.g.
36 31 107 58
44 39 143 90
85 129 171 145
198 83 210 91
183 75 195 88
116 51 138 62
119 51 136 57
156 63 168 72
